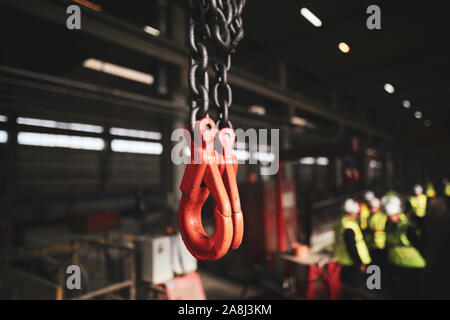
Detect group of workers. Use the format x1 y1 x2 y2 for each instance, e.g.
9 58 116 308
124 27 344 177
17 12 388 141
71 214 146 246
333 182 441 299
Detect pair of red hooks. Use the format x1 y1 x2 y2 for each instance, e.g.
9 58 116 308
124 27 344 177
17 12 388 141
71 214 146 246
178 118 243 261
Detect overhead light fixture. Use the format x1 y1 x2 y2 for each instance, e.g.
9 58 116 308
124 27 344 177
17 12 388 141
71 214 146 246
291 116 308 127
73 0 102 12
424 120 431 127
402 100 411 108
384 83 395 94
83 58 154 85
249 105 266 116
415 111 422 119
300 8 322 27
0 115 7 122
338 42 350 53
143 26 160 37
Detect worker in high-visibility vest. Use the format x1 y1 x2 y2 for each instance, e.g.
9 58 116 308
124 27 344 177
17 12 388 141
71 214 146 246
444 178 450 210
334 198 372 289
359 191 375 232
366 197 387 268
384 195 426 299
405 184 428 238
425 181 436 198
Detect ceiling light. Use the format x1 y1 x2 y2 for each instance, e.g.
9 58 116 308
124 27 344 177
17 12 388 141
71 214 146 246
338 42 350 53
424 120 431 127
291 116 308 127
415 111 422 119
300 8 322 27
143 26 160 37
384 83 395 94
249 105 266 116
402 100 411 108
83 59 154 85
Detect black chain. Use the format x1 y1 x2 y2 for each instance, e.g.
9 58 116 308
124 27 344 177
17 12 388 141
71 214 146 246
188 0 246 131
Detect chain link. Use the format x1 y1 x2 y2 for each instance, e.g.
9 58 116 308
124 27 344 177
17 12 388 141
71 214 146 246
188 0 246 131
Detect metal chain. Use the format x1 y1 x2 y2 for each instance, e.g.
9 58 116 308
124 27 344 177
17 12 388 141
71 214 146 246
188 0 246 131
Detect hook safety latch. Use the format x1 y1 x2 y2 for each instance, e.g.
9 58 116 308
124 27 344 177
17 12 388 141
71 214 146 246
179 118 236 261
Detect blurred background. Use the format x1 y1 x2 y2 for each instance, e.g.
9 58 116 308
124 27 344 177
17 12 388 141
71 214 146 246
0 0 449 300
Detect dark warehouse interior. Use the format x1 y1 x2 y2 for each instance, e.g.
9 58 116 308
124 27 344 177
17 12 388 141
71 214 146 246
0 0 449 303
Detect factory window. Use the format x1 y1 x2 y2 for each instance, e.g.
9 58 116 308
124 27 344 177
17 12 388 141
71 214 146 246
234 149 250 161
252 151 276 163
316 157 329 166
109 126 163 155
111 139 163 155
299 157 329 166
300 157 315 165
17 117 103 133
109 127 161 140
0 130 7 143
18 132 105 151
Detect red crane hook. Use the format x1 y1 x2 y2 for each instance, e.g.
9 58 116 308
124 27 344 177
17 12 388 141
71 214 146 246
217 127 244 250
178 118 234 261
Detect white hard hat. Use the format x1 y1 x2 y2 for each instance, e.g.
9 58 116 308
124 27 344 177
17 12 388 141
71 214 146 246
370 198 381 210
383 196 402 216
344 198 360 215
414 184 423 195
364 191 375 202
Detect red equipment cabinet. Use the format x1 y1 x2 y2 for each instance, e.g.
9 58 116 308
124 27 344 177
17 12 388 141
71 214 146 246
240 180 300 265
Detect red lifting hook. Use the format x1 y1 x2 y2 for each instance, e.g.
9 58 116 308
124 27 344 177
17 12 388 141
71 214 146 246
217 127 244 249
178 118 244 261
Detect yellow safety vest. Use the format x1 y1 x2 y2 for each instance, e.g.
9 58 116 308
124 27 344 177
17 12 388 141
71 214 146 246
359 203 370 231
409 194 427 218
426 183 436 198
367 211 387 250
334 215 372 266
386 214 426 268
445 182 450 197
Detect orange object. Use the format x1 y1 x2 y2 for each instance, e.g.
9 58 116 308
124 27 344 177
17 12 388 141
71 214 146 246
179 118 235 261
70 212 120 233
73 0 102 12
292 243 310 258
217 127 244 250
